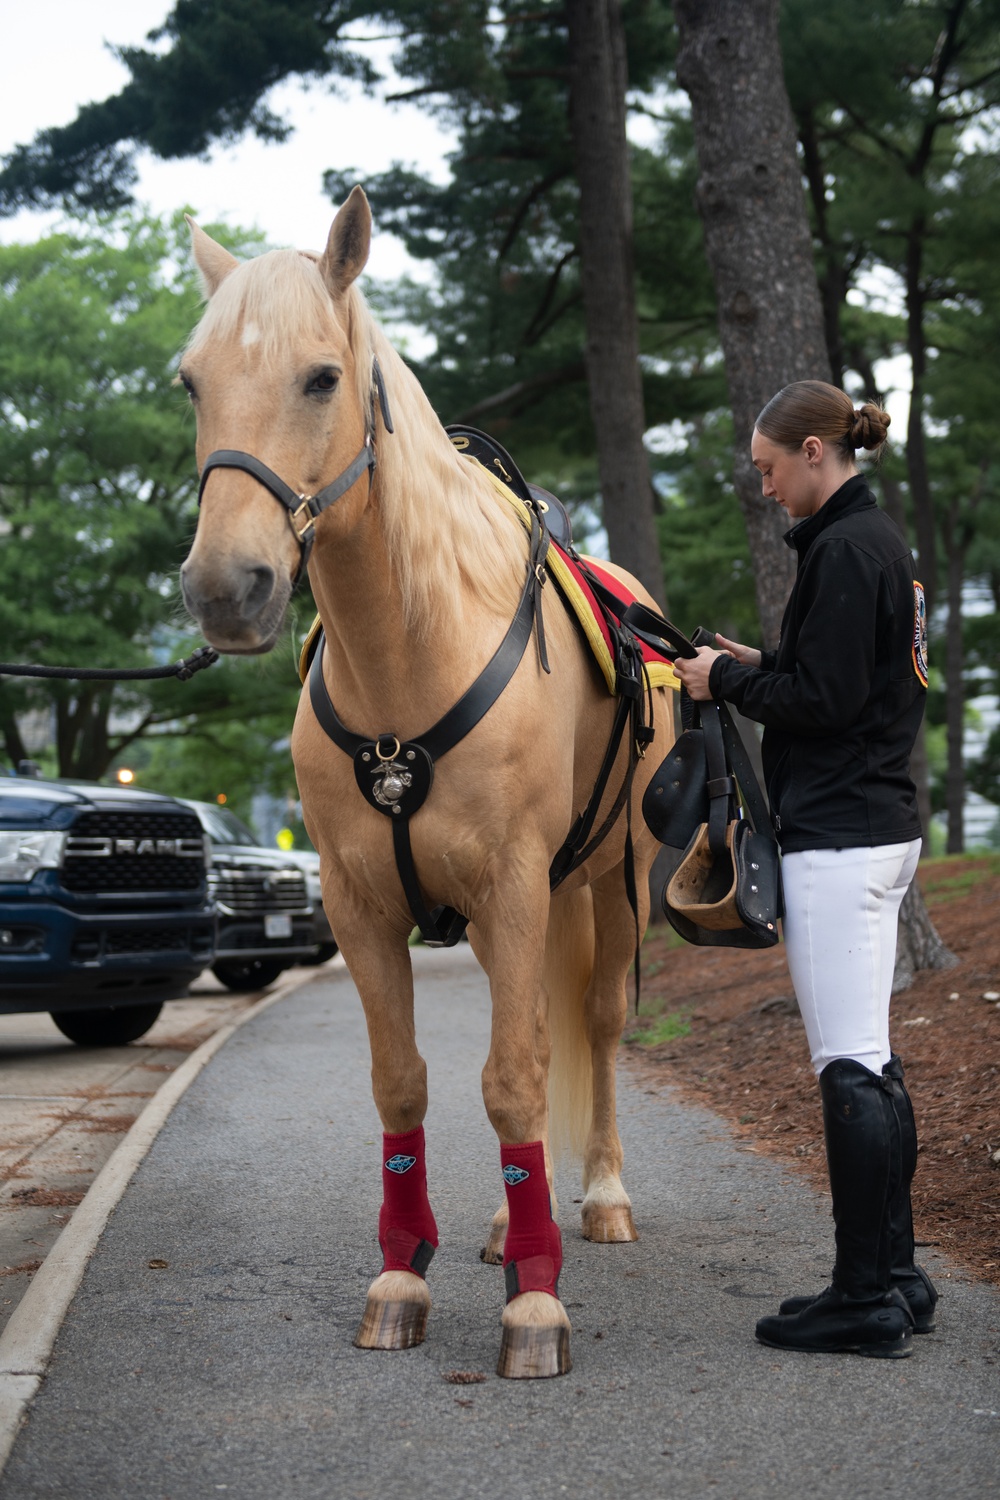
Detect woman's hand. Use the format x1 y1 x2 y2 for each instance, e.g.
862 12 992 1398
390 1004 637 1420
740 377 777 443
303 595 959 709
671 645 725 701
714 634 761 668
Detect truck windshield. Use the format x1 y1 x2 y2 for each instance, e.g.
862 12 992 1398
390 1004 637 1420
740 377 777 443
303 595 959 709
196 806 259 847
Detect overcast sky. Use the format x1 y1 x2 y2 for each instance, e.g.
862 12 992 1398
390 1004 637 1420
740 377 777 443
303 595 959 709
0 0 455 277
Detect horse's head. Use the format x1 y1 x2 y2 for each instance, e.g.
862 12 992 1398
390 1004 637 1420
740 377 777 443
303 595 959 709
179 187 376 653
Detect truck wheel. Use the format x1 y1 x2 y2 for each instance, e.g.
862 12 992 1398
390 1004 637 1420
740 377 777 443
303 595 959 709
51 1003 164 1047
211 958 287 992
301 941 339 966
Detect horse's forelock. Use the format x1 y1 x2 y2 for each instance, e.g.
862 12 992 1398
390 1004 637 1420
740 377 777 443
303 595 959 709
186 249 373 378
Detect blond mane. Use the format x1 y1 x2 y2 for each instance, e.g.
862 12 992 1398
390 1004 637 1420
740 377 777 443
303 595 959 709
186 248 528 638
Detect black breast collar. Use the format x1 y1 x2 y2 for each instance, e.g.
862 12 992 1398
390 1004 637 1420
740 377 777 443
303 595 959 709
308 504 550 946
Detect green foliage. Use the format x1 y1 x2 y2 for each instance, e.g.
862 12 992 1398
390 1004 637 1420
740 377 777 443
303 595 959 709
0 208 307 786
653 409 759 643
110 633 311 810
331 4 709 494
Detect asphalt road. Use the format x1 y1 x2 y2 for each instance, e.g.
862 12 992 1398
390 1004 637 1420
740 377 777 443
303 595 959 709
1 945 997 1499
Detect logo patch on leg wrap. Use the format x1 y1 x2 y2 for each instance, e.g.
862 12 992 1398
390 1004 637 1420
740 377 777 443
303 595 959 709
502 1164 530 1185
385 1154 417 1174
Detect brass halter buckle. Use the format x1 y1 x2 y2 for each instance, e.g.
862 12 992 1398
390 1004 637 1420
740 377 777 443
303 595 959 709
291 497 316 542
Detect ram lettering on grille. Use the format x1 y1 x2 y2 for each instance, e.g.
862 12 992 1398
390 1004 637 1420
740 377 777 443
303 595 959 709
66 837 205 858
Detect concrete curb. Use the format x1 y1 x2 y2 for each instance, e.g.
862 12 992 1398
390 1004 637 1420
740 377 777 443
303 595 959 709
0 968 323 1474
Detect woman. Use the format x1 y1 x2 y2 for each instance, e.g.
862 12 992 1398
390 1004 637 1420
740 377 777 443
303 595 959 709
672 379 936 1359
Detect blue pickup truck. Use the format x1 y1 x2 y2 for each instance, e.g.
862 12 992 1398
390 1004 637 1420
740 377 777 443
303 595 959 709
0 774 217 1045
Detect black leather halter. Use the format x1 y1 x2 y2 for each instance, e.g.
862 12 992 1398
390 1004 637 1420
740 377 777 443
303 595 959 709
196 357 393 585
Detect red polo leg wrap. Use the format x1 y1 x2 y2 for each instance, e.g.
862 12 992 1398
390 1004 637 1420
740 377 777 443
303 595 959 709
378 1127 438 1277
500 1140 562 1302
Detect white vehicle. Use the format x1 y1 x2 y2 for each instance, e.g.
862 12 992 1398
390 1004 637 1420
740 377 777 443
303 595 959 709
181 801 316 991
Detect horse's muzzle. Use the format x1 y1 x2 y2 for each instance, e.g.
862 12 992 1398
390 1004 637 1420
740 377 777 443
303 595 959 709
180 558 289 654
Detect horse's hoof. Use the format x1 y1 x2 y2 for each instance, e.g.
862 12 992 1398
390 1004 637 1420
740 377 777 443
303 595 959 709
581 1201 638 1243
354 1296 428 1350
354 1271 430 1350
497 1323 572 1379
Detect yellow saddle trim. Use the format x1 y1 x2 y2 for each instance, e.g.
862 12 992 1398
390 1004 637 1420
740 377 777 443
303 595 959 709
471 460 678 695
296 456 678 694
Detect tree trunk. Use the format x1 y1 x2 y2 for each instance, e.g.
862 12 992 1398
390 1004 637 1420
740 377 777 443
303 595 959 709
909 719 933 860
0 702 30 770
673 0 952 988
892 880 958 992
565 0 664 607
674 0 830 648
904 234 939 615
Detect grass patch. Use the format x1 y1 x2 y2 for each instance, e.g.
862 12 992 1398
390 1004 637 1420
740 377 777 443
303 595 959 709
629 1011 692 1047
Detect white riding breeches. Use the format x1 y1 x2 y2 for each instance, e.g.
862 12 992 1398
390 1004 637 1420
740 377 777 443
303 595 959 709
780 839 922 1076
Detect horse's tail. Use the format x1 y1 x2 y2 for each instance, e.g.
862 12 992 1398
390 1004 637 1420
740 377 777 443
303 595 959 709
545 884 595 1162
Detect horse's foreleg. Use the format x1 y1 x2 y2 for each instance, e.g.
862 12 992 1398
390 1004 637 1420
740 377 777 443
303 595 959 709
476 964 555 1265
477 906 571 1379
345 931 436 1351
579 867 648 1244
495 1139 571 1377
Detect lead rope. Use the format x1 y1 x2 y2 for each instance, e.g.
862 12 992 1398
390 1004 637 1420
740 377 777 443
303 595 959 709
0 646 219 682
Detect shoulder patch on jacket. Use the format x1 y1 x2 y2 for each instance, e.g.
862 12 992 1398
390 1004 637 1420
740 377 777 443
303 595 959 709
912 580 928 687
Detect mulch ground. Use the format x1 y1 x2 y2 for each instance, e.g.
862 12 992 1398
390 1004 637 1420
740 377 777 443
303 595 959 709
624 855 1000 1286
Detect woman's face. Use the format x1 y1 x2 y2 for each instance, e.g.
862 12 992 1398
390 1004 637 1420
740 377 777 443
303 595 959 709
750 429 826 520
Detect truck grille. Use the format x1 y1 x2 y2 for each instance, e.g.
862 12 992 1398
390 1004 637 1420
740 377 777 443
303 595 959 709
105 929 190 955
62 811 206 893
208 867 308 913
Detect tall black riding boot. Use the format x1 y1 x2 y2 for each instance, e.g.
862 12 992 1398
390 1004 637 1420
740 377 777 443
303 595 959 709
755 1058 913 1357
779 1054 939 1332
881 1054 938 1331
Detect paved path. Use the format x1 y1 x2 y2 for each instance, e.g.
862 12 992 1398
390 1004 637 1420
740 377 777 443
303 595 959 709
0 986 261 1338
1 946 997 1499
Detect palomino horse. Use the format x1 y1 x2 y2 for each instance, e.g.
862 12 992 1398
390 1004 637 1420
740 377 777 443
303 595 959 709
178 187 676 1379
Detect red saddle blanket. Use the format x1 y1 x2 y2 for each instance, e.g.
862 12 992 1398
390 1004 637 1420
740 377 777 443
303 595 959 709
546 543 679 695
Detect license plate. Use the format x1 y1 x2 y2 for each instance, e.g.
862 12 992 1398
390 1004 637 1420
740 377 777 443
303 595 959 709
264 913 292 940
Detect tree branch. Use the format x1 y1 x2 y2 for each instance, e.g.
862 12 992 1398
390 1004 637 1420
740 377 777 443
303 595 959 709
451 360 585 422
522 257 580 347
497 167 571 261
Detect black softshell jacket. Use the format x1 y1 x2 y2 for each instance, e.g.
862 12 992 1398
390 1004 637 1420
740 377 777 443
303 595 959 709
708 475 926 853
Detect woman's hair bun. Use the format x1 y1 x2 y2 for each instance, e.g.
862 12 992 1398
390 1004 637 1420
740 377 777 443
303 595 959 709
850 402 891 451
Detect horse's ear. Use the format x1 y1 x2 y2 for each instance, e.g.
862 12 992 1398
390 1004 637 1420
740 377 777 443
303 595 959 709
186 215 239 296
318 186 371 297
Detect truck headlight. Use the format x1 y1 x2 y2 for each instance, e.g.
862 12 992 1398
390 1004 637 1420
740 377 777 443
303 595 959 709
0 831 66 882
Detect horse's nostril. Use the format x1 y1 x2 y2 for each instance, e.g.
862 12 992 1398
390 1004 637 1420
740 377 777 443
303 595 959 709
240 565 276 619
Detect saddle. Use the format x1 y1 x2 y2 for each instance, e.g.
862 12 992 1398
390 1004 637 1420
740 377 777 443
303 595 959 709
445 425 576 550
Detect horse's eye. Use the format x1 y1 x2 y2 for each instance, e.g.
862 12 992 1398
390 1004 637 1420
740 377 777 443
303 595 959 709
178 372 197 401
309 370 339 395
